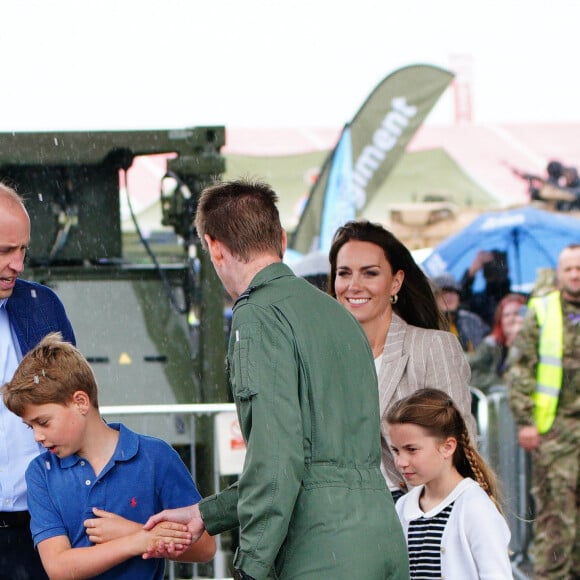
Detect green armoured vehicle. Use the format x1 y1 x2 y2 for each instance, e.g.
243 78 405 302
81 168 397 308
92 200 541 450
0 127 230 496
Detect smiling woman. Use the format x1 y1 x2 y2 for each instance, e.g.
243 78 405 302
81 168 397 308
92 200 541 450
327 219 475 501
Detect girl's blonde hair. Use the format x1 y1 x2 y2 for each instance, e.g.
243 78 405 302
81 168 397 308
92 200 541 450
386 388 503 513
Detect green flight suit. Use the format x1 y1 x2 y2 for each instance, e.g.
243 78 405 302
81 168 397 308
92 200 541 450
199 263 409 580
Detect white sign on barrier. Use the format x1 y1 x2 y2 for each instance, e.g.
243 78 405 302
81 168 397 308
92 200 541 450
215 411 246 475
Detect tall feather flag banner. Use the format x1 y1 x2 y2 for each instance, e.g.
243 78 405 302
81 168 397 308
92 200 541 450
290 64 454 254
319 126 354 252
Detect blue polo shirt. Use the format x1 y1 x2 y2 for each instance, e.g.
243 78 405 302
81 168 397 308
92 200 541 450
25 423 202 580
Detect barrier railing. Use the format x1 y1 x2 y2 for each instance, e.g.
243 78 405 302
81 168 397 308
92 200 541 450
471 385 534 579
102 390 535 580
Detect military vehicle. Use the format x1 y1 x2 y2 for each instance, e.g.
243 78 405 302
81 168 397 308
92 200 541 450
0 128 230 532
0 127 237 577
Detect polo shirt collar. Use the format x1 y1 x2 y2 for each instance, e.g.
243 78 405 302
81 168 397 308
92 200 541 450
59 422 139 469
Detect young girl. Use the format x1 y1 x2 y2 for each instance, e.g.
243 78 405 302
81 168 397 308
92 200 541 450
387 388 512 579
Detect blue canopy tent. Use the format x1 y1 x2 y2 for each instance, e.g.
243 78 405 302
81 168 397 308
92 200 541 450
421 207 580 293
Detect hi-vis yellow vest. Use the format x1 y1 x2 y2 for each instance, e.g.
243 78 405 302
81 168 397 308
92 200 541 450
529 291 563 434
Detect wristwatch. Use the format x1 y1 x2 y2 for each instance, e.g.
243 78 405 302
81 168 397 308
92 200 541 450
233 569 255 580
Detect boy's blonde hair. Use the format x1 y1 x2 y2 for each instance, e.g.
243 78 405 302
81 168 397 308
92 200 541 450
2 332 99 416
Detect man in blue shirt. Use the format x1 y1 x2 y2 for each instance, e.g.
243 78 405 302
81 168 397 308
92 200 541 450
0 182 76 580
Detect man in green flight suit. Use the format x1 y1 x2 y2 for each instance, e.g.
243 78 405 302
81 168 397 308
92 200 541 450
145 179 409 579
506 243 580 579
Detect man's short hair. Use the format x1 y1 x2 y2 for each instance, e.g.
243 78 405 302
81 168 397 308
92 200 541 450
194 179 284 262
2 332 99 416
0 181 27 209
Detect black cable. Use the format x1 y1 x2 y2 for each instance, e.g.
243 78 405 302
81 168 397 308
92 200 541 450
123 168 188 315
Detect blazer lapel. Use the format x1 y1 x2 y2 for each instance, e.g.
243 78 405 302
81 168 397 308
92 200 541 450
378 314 409 419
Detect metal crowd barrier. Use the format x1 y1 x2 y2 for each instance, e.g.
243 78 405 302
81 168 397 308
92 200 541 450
471 385 534 579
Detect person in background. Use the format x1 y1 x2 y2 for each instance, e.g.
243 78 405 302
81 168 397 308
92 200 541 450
467 293 527 392
460 249 511 327
558 165 580 211
328 220 475 502
2 332 215 579
506 243 580 579
432 272 489 353
0 182 76 580
144 181 409 580
387 388 512 579
546 159 565 186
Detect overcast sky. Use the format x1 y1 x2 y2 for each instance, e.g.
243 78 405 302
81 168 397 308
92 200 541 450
1 0 579 131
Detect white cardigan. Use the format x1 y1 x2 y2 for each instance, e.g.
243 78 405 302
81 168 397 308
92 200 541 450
396 478 513 579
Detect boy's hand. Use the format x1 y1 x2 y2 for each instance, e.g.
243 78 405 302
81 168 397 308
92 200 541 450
143 536 190 559
149 521 192 546
125 528 191 560
85 508 190 546
85 508 140 543
142 504 204 560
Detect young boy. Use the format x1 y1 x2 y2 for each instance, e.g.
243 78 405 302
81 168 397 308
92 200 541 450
1 332 215 579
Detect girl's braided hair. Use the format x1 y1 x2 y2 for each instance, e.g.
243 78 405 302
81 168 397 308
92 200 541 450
386 388 504 514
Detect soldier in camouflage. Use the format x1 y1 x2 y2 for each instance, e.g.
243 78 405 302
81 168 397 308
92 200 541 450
506 243 580 580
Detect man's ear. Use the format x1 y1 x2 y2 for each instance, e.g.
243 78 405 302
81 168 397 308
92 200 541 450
205 235 224 265
281 230 288 256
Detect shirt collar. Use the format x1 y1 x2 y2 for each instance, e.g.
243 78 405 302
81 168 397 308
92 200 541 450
234 262 295 307
59 423 139 469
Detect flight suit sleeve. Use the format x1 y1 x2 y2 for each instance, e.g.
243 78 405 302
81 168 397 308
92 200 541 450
199 482 240 535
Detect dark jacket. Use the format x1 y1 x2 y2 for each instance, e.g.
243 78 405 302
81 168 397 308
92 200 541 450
6 279 76 352
460 271 510 328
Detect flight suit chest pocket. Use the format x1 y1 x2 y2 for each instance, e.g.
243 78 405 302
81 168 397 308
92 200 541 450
230 323 261 402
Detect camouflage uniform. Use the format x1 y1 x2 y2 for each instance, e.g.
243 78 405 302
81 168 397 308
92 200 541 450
506 294 580 579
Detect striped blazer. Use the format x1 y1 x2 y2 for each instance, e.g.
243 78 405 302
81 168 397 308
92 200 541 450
377 313 474 491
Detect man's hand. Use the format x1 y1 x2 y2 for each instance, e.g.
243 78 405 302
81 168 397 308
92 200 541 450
518 425 541 451
142 504 205 560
